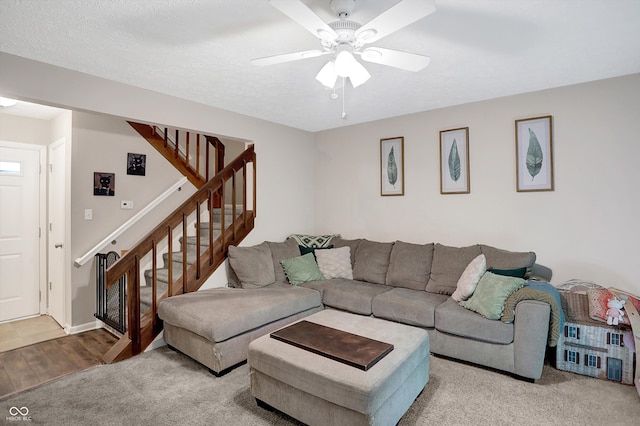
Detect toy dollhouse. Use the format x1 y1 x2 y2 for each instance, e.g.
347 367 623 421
556 291 635 384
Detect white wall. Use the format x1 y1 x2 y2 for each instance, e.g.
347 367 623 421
314 74 640 295
0 52 317 326
70 111 198 325
0 113 50 145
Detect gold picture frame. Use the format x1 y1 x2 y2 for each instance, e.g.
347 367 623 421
439 127 470 194
515 115 554 192
380 137 404 196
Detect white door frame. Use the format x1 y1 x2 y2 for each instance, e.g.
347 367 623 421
48 138 67 328
0 141 47 320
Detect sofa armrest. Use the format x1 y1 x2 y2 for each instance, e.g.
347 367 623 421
513 300 551 380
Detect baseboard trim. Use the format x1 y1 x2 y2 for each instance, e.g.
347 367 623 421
66 319 102 335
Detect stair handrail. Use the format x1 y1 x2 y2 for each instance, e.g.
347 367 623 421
74 176 189 267
103 145 256 361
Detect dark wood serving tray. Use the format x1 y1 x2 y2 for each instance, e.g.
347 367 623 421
270 320 394 371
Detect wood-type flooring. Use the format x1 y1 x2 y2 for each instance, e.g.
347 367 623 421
0 327 117 399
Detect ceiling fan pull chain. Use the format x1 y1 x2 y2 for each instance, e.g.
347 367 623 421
341 77 347 119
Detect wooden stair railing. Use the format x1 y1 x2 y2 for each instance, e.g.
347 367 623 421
102 145 256 363
128 121 225 190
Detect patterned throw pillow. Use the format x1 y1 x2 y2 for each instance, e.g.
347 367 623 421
289 234 339 248
315 247 353 280
451 254 486 302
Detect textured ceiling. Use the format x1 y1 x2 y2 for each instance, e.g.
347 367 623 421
1 0 640 132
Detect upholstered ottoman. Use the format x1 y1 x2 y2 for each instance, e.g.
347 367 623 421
248 309 430 426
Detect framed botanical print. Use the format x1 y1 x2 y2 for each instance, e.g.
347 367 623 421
380 137 404 196
440 127 470 194
515 116 554 192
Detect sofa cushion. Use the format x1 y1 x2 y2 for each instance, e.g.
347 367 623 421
479 244 536 279
352 240 394 285
158 286 322 343
228 242 275 289
290 233 339 248
280 253 325 285
386 241 434 290
426 244 482 295
315 246 353 279
373 288 449 328
321 279 392 315
459 272 525 320
435 298 514 344
330 237 362 265
451 254 486 302
267 238 301 284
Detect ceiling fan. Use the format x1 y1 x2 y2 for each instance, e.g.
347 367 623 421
251 0 436 89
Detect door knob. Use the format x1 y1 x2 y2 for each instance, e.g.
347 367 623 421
54 243 63 248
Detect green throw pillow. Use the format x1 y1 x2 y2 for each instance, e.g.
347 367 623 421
489 267 527 279
280 253 325 285
459 272 525 320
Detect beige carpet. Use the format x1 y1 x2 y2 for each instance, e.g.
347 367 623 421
1 346 638 425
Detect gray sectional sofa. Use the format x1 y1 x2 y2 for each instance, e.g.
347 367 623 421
158 236 552 380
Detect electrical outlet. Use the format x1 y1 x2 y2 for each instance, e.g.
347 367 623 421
121 200 133 210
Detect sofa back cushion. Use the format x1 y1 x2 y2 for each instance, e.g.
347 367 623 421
426 243 482 295
227 242 276 289
386 241 434 290
267 238 301 284
352 240 394 285
479 244 536 279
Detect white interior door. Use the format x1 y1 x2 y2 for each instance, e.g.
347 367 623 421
48 139 66 327
0 145 41 322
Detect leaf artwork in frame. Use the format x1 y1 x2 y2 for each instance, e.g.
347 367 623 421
516 116 553 192
387 146 398 187
380 137 404 196
525 128 543 180
448 140 461 182
440 127 470 194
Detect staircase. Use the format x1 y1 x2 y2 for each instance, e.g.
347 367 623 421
128 121 225 189
101 122 256 363
139 206 241 313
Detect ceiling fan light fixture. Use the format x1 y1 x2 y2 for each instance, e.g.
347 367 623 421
315 60 338 88
348 60 371 88
334 49 356 77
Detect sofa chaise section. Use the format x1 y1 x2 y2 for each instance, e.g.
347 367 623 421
158 285 322 375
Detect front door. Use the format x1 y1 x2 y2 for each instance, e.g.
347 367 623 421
0 144 41 322
607 358 623 382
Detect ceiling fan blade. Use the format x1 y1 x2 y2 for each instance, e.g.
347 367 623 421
355 0 436 45
251 49 330 66
360 47 430 72
269 0 338 44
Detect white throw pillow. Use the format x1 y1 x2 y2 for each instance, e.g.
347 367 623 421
315 247 353 280
451 254 486 302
